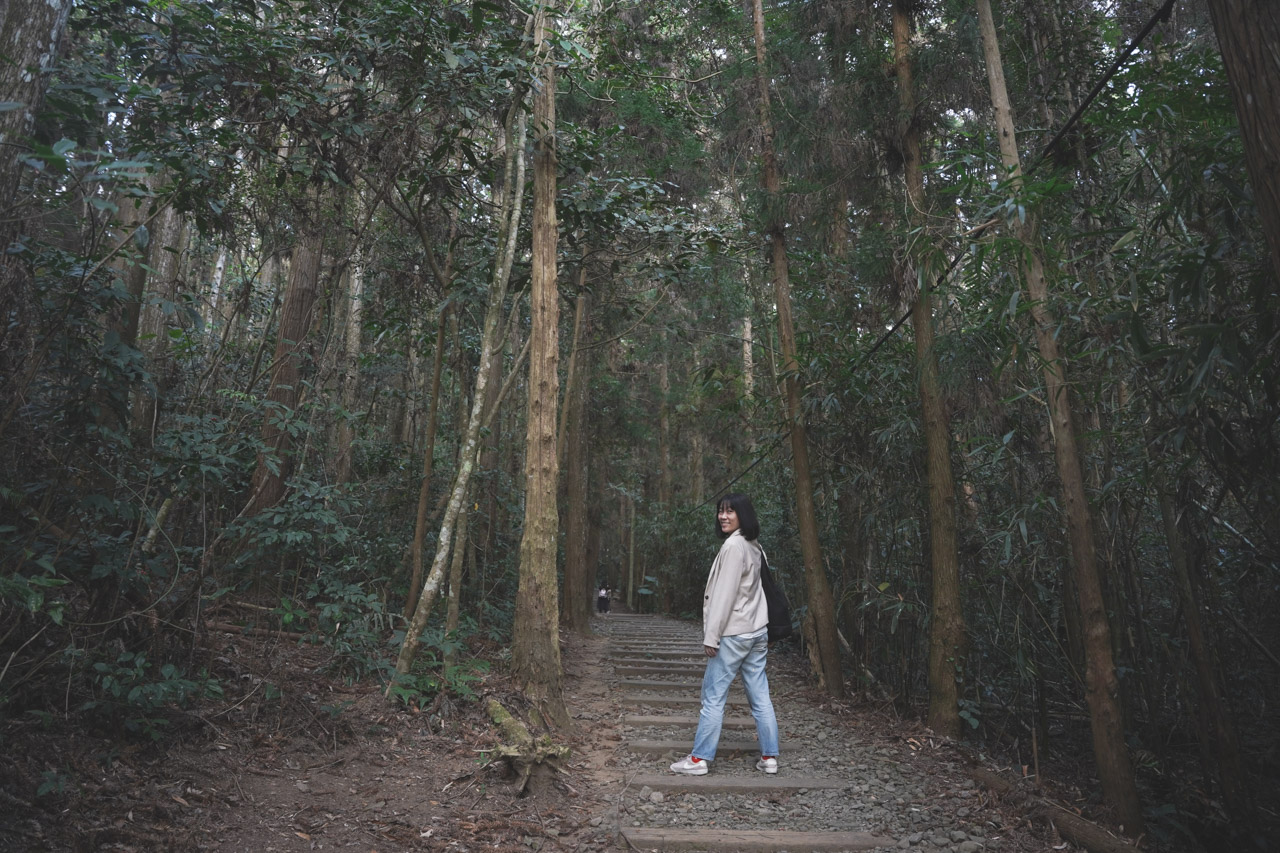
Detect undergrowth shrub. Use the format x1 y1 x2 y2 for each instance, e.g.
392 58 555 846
386 618 491 709
80 650 222 739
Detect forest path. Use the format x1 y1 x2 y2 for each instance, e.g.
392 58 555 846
575 612 1005 853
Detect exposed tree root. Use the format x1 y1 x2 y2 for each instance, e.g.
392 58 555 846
485 698 570 795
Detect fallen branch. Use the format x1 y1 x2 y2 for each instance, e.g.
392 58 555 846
969 766 1139 853
205 622 307 641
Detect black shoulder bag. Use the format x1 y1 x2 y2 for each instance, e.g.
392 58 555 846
760 552 793 643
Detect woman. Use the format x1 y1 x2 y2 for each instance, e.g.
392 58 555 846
669 493 780 776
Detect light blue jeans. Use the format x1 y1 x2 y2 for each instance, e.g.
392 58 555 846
691 627 779 760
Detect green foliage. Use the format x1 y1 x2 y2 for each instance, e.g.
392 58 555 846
2 0 1277 840
385 619 491 708
36 769 72 799
235 479 355 561
80 652 222 740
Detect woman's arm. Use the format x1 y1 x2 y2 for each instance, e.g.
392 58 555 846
702 536 748 648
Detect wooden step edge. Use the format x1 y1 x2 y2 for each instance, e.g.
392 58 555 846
624 739 759 754
623 694 748 707
612 658 705 665
621 828 895 852
624 715 758 728
625 772 848 792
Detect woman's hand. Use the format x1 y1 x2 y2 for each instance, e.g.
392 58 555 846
704 645 718 657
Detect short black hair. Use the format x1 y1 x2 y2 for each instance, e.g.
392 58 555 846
715 493 760 541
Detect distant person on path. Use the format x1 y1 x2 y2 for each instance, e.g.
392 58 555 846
598 586 610 614
670 492 779 776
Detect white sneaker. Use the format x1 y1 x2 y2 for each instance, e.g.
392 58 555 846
669 755 709 775
755 757 778 774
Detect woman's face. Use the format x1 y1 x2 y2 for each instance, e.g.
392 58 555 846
717 503 741 535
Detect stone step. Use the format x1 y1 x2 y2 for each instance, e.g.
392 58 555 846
625 773 847 793
608 630 697 637
624 714 757 729
609 648 704 658
615 665 706 677
624 694 746 708
611 657 703 667
624 739 759 755
621 828 894 852
609 631 698 637
620 679 703 691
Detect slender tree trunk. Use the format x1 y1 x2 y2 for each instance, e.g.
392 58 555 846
556 271 588 468
894 0 967 739
658 344 672 505
392 103 528 684
1205 0 1280 282
562 292 595 634
690 429 705 506
401 325 421 448
95 193 156 430
626 492 636 610
976 0 1142 832
335 246 365 484
443 494 469 667
511 1 567 726
209 246 229 327
1157 476 1254 832
749 0 843 697
112 197 155 349
405 308 448 618
442 298 478 661
246 224 324 515
132 202 188 439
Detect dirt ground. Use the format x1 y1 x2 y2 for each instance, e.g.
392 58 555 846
0 618 1175 853
0 622 628 852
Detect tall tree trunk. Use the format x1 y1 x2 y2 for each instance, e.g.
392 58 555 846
894 0 967 739
443 493 469 667
131 202 188 439
749 0 844 697
561 292 595 634
392 103 528 685
95 193 156 430
690 429 706 506
209 246 229 327
1205 0 1280 282
626 492 636 610
1157 475 1255 832
405 308 448 619
556 271 588 468
246 223 324 515
110 194 159 354
658 344 672 505
975 0 1142 832
335 247 365 484
512 1 567 726
0 0 71 361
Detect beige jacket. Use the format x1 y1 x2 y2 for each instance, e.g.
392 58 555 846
702 530 768 648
